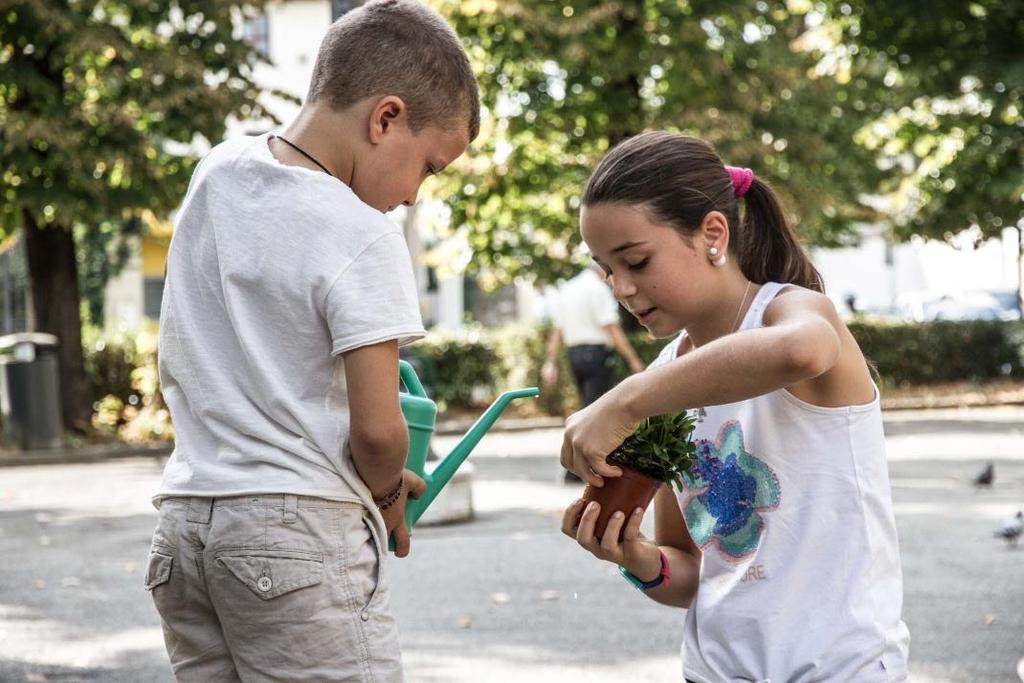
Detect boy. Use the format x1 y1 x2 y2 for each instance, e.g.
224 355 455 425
144 2 479 680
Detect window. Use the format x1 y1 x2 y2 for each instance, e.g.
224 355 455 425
144 277 165 320
332 1 359 21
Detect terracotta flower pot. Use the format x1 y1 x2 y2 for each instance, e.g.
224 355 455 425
580 465 663 541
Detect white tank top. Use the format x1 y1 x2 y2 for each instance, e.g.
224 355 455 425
651 282 910 682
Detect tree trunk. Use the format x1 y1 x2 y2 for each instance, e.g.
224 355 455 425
23 212 93 433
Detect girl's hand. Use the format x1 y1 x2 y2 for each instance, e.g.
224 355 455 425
560 388 641 486
560 499 662 580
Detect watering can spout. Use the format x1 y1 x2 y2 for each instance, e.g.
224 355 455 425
396 361 539 535
404 386 540 527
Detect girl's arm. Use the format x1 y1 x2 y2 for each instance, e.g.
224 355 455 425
561 486 701 608
561 289 848 486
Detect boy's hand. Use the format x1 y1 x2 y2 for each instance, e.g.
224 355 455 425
560 499 662 582
380 469 427 558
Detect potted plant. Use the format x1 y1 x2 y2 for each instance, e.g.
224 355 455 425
580 410 699 540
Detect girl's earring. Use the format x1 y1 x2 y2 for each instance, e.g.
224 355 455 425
709 247 726 267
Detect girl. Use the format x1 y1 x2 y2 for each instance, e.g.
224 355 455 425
560 131 910 681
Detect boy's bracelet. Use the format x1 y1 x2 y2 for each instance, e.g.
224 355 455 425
373 478 404 511
619 550 670 591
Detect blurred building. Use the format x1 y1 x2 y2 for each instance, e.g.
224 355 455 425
812 224 1022 321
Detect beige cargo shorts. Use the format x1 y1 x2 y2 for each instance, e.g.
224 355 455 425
145 494 402 682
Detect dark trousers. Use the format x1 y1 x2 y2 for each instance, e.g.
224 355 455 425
567 344 615 407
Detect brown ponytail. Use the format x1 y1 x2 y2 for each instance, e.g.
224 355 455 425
582 131 824 292
739 176 824 292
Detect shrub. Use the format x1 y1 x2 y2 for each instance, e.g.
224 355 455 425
402 327 499 412
849 320 1024 387
83 324 172 442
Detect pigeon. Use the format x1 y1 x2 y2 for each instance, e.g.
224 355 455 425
973 462 995 489
993 511 1023 547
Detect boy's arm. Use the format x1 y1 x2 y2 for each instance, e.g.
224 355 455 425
342 340 408 498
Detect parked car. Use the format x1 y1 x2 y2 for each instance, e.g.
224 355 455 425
925 291 1021 322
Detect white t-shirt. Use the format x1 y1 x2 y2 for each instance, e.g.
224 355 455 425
651 282 910 682
554 268 620 347
155 133 425 515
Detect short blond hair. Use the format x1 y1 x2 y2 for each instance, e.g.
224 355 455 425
307 0 480 140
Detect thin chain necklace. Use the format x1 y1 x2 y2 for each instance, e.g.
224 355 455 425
271 134 334 177
730 280 754 335
691 280 753 423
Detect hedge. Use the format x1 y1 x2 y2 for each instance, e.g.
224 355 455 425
849 320 1024 387
402 320 1024 413
86 319 1024 421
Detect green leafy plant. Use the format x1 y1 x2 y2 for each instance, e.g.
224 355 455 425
607 411 700 491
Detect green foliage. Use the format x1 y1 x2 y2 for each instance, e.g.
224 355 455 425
607 411 699 489
0 0 283 237
403 328 500 411
2 0 284 426
819 0 1022 239
490 322 579 416
83 324 171 441
75 218 140 324
850 320 1024 386
82 325 139 406
431 0 1020 287
432 0 886 286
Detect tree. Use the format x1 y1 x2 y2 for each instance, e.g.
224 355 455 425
1 1 279 431
431 0 886 287
818 0 1022 241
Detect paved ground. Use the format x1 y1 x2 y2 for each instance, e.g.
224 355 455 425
0 407 1022 682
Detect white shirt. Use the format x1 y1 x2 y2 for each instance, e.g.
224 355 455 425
155 133 425 515
554 268 620 347
651 282 910 682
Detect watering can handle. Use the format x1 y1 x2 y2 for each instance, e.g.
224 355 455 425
398 360 428 398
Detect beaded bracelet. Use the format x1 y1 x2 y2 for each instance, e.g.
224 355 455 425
374 478 404 511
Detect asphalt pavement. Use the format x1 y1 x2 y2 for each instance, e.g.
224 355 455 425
1 407 1022 682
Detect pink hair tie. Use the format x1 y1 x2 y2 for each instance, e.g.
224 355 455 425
725 165 754 198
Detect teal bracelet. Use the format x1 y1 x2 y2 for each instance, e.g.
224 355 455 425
619 550 670 590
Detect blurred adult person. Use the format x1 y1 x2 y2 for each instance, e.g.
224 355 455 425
542 262 645 482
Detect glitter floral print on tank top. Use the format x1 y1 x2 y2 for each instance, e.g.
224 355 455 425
680 420 781 561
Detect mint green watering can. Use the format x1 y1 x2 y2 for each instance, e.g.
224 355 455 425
391 360 538 549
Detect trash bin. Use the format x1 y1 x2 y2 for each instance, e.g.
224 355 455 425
0 333 63 450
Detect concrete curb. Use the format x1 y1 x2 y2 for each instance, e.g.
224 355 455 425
4 403 1023 467
0 442 172 467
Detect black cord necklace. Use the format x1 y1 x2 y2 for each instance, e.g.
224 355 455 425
271 134 334 177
